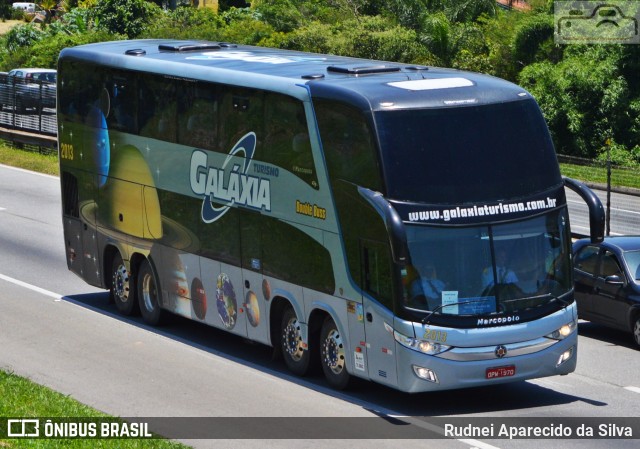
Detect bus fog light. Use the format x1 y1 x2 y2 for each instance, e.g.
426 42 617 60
413 365 439 383
556 346 574 366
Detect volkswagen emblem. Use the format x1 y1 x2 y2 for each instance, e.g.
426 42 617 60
495 345 508 358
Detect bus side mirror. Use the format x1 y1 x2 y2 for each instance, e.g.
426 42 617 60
358 187 409 265
563 177 605 244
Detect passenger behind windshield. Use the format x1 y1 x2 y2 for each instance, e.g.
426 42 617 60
482 248 518 289
409 263 445 310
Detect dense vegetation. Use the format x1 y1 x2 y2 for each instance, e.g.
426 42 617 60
1 0 639 163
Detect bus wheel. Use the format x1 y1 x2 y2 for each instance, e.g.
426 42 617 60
111 253 137 315
633 316 640 348
281 306 310 376
137 259 165 326
320 317 350 389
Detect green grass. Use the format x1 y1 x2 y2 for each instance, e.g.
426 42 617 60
0 143 59 176
0 370 191 448
560 162 640 190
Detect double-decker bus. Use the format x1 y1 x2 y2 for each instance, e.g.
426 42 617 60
57 40 604 393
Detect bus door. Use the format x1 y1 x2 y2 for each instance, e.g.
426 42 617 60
361 239 399 387
61 170 101 287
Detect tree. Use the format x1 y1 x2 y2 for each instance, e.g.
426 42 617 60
92 0 161 38
519 46 633 158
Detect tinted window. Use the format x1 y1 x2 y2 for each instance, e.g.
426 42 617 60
263 93 317 188
623 250 640 281
375 99 561 203
177 80 219 150
139 74 177 143
58 61 105 125
600 250 623 278
315 100 382 191
575 245 600 275
105 72 138 134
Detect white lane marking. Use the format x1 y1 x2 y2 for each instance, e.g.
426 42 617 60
385 414 501 449
0 163 58 179
624 386 640 394
0 273 63 300
567 198 640 216
461 440 501 449
0 207 6 211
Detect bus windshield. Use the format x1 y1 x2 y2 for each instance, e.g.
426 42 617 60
375 99 561 204
403 209 572 315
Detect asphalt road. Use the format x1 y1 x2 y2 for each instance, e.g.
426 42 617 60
566 187 640 237
1 164 639 449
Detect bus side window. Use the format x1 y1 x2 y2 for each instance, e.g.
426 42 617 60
263 93 317 188
59 61 102 125
177 81 218 151
139 75 177 143
315 100 382 191
362 239 394 310
219 87 263 153
106 73 137 134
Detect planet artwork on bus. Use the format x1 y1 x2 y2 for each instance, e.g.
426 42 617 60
191 277 207 320
85 105 110 187
245 291 260 327
262 279 271 302
216 273 237 329
159 251 191 315
97 144 162 239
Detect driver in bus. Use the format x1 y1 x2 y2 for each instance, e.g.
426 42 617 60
482 248 518 288
410 263 445 310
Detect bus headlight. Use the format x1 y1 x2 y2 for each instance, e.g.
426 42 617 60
393 330 450 355
545 320 577 340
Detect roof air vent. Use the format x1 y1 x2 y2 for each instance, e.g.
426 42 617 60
159 43 221 52
125 49 146 56
327 65 401 75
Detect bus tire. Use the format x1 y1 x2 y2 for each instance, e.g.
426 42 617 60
281 306 310 376
320 316 350 390
111 253 138 315
137 259 165 326
633 315 640 348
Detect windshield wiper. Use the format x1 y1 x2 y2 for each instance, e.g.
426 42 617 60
500 293 569 308
421 298 493 325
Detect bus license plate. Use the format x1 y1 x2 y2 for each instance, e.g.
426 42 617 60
486 365 515 379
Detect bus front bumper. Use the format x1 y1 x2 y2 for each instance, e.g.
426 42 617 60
394 334 577 393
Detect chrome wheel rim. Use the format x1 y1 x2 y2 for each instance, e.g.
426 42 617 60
283 317 304 361
113 263 130 304
634 319 640 346
141 271 156 312
322 328 345 375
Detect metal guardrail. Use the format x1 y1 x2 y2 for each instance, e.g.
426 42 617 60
0 72 57 152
